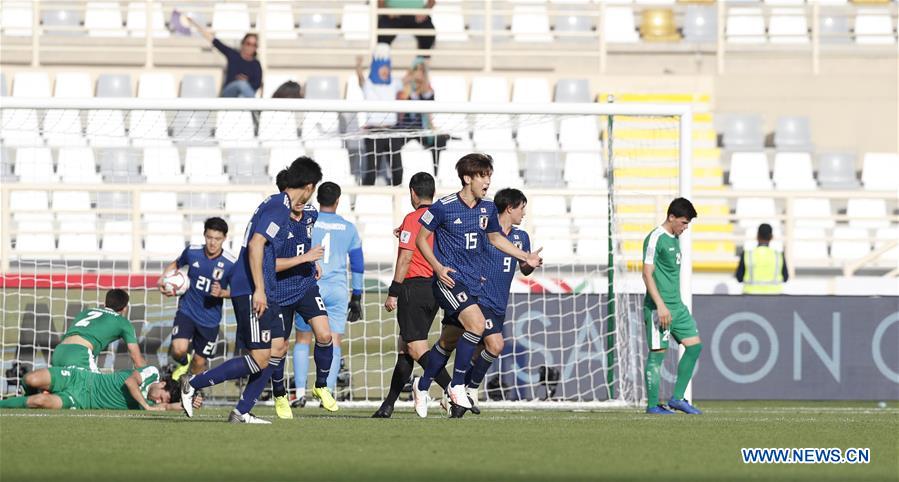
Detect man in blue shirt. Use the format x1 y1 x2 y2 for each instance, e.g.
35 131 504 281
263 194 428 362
181 157 323 424
293 182 364 407
411 153 542 417
159 217 237 382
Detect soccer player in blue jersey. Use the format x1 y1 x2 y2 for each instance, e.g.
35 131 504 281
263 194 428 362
411 153 543 416
159 217 237 382
180 157 323 424
292 182 364 408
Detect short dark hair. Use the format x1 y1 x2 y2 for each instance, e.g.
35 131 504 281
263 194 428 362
494 188 527 214
275 168 288 191
456 153 494 185
667 197 698 220
757 223 773 241
409 172 435 200
317 182 342 207
105 289 129 312
272 81 302 99
204 217 229 236
285 156 323 189
162 375 181 403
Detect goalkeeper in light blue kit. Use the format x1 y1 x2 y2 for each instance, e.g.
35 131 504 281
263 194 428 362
293 182 364 406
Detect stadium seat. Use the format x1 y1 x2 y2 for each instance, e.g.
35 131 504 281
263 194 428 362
260 2 297 40
772 152 816 190
490 150 525 189
299 12 339 38
179 75 217 98
399 142 435 185
3 72 50 147
873 227 899 262
10 191 49 212
571 196 609 221
604 7 640 43
224 192 264 215
729 152 772 190
58 220 100 255
514 78 557 149
101 220 133 256
14 220 56 254
258 112 301 146
436 148 469 187
432 4 469 42
640 9 681 41
513 77 552 103
0 72 6 96
132 73 176 146
559 117 602 151
139 191 179 215
846 198 889 229
144 221 187 259
768 8 809 44
85 2 127 37
268 146 308 179
171 75 218 143
553 11 593 41
793 198 835 229
564 152 605 189
224 148 269 181
735 197 778 230
215 111 257 147
96 74 133 97
854 9 896 44
1 1 33 36
525 151 564 187
353 194 394 217
96 191 133 218
42 9 82 36
126 2 169 38
774 116 812 150
817 152 859 189
44 72 92 147
471 76 510 103
683 6 717 44
830 226 872 261
791 227 830 263
314 147 356 185
554 79 591 103
184 147 229 184
722 114 764 150
98 148 142 182
861 152 899 191
212 3 252 41
341 4 370 41
14 147 57 183
726 8 766 44
430 75 470 136
142 147 185 184
819 15 852 44
530 195 568 217
512 6 553 42
183 192 225 214
575 224 610 263
0 146 16 182
305 76 342 99
57 147 102 184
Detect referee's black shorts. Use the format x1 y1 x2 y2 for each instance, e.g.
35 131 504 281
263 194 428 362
396 277 439 342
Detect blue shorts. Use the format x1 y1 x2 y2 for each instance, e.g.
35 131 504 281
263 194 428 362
441 307 503 337
233 294 277 351
283 285 329 335
297 282 348 335
172 312 220 358
432 279 479 316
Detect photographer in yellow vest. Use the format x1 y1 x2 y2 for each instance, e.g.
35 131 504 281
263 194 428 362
736 223 789 294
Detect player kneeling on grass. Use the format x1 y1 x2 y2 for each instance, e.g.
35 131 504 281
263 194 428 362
0 366 200 412
158 217 237 383
642 198 703 415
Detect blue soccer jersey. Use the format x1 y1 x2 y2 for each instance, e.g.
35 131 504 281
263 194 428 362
419 192 501 297
479 227 531 316
230 192 291 298
275 205 319 306
175 246 239 328
313 212 364 296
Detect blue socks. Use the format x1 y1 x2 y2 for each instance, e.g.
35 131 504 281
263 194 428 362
313 340 333 389
293 341 310 397
235 364 274 414
466 350 497 389
326 342 341 393
451 331 481 386
417 343 451 391
190 355 258 390
270 355 286 398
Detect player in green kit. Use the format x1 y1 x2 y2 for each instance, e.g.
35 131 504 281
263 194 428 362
642 198 703 415
51 289 145 372
0 366 198 411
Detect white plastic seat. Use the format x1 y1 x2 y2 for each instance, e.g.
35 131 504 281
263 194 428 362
212 3 251 41
3 72 50 147
830 227 871 262
258 111 300 146
512 6 553 42
854 9 895 45
51 191 92 212
432 5 468 42
399 142 435 185
861 153 899 191
490 150 524 189
215 111 257 147
132 73 176 146
57 148 102 183
362 236 396 263
576 224 610 263
564 152 605 189
313 147 355 185
58 220 99 255
260 3 297 40
529 195 567 217
604 7 639 43
15 221 56 255
1 2 33 36
224 193 264 215
791 227 829 262
436 148 469 187
44 72 93 146
793 198 835 229
353 194 393 216
470 77 513 148
184 147 229 184
430 75 470 136
559 117 602 152
341 5 370 41
735 197 778 229
142 147 185 184
570 196 609 220
727 8 766 44
139 191 179 220
846 199 889 230
772 152 816 190
101 220 133 257
768 8 809 44
144 221 186 259
14 147 57 183
268 147 308 179
10 191 49 212
729 152 772 190
874 227 899 262
87 110 129 147
512 78 552 103
301 112 340 144
126 2 169 38
85 2 127 37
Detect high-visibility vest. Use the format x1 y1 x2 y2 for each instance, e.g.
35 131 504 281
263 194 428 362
743 246 784 294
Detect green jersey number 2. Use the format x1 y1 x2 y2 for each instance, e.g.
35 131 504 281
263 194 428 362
74 310 104 328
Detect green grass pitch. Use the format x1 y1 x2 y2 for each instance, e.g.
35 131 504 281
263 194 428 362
1 401 897 482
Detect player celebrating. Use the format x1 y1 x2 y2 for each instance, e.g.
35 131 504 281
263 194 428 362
0 366 197 412
158 217 237 382
412 153 542 416
642 197 703 415
51 289 144 372
373 172 452 418
181 157 323 424
292 182 364 408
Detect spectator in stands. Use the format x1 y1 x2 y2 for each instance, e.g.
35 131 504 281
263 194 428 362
396 56 447 171
736 223 789 294
377 0 436 56
273 81 302 99
184 14 262 98
356 44 405 186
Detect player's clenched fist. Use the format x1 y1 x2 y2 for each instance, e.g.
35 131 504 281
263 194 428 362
525 247 544 269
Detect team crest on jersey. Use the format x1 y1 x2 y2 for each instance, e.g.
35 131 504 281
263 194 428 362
513 241 523 249
479 215 488 230
212 268 224 281
306 225 313 238
480 207 486 213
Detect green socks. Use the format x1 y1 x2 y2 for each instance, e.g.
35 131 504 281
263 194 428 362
645 351 666 408
673 343 703 400
0 396 29 409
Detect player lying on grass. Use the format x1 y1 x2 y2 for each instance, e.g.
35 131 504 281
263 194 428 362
412 154 542 416
158 216 237 382
0 366 200 411
429 188 535 417
51 288 145 372
642 197 703 415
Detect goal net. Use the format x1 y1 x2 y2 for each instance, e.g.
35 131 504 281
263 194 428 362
0 97 691 408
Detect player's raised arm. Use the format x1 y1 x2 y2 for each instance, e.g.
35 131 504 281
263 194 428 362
487 232 543 269
127 343 146 369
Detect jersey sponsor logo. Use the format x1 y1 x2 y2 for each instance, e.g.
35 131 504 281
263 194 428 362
266 221 280 238
192 261 200 268
479 215 488 230
453 218 462 225
400 230 411 244
315 221 347 231
421 210 434 225
669 247 675 251
212 267 224 280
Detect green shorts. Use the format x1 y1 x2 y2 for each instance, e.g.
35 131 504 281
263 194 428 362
643 303 699 350
48 367 90 409
50 344 98 372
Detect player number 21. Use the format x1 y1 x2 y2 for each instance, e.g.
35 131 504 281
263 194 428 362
465 232 478 250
